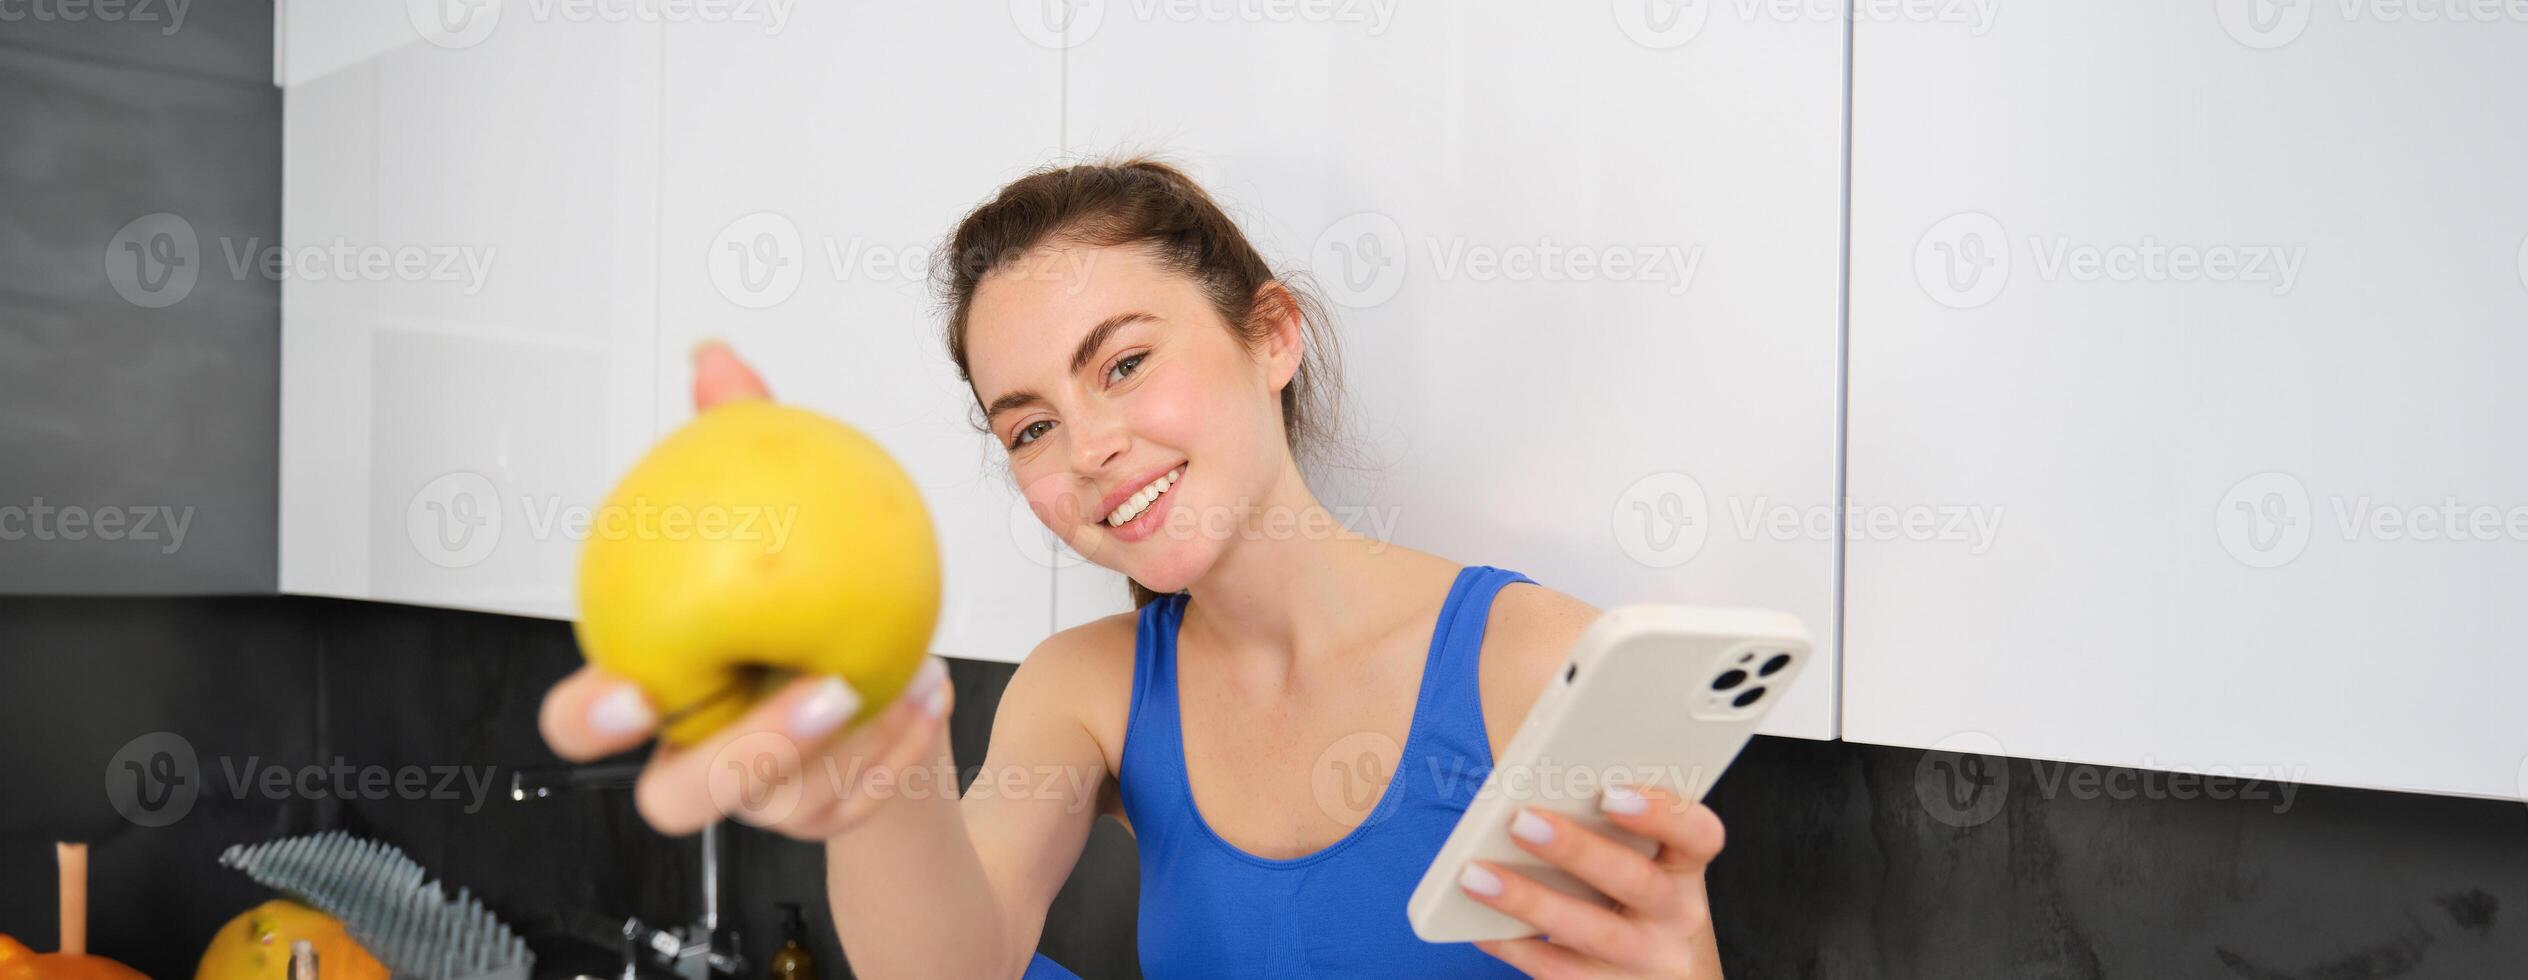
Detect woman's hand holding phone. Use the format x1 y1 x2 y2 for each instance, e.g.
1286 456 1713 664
1462 784 1728 978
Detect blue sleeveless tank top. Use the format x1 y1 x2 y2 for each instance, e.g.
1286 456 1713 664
1100 564 1537 979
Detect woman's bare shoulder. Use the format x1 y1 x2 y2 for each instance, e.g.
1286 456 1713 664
1026 608 1141 669
1002 609 1142 772
1489 577 1601 658
1476 578 1602 749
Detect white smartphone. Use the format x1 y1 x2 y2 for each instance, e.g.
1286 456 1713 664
1407 604 1811 943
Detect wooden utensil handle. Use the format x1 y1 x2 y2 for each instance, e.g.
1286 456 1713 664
58 842 87 956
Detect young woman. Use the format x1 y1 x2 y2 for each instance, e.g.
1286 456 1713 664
539 160 1730 978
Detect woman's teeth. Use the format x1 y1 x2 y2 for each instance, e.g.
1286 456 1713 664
1106 466 1184 527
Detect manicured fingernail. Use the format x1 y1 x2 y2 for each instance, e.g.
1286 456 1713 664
691 336 730 360
590 685 655 737
909 658 949 717
1459 863 1503 897
1511 808 1555 845
790 676 861 740
1601 784 1648 815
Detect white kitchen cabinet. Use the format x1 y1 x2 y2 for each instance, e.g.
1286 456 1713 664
275 0 2528 797
1057 3 1850 738
279 14 659 620
1844 2 2528 799
275 0 444 86
278 3 1842 694
281 6 1064 661
651 5 1063 662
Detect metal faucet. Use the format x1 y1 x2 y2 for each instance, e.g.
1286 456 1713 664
511 765 747 979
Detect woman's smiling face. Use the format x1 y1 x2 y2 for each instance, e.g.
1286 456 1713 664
965 241 1301 592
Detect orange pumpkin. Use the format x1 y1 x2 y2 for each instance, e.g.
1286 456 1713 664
193 900 388 980
0 933 148 980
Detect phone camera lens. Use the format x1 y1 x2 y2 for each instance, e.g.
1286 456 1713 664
1732 686 1767 708
1711 669 1747 691
1759 653 1792 677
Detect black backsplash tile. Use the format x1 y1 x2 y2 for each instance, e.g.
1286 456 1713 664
6 595 2526 980
300 598 700 973
0 595 1143 980
1701 736 2528 979
0 597 320 976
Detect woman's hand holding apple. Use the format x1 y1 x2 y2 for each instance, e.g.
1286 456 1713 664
537 340 958 840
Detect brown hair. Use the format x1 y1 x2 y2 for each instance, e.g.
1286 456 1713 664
937 157 1351 610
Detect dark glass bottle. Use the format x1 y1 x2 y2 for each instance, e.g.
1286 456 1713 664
768 902 817 980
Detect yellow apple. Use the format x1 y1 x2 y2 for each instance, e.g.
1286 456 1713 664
194 900 387 980
575 400 941 745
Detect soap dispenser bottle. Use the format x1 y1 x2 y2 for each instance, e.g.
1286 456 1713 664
769 902 817 980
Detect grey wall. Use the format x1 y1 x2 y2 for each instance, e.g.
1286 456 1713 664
0 0 279 593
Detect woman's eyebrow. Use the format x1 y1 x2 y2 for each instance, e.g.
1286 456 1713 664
982 311 1159 422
